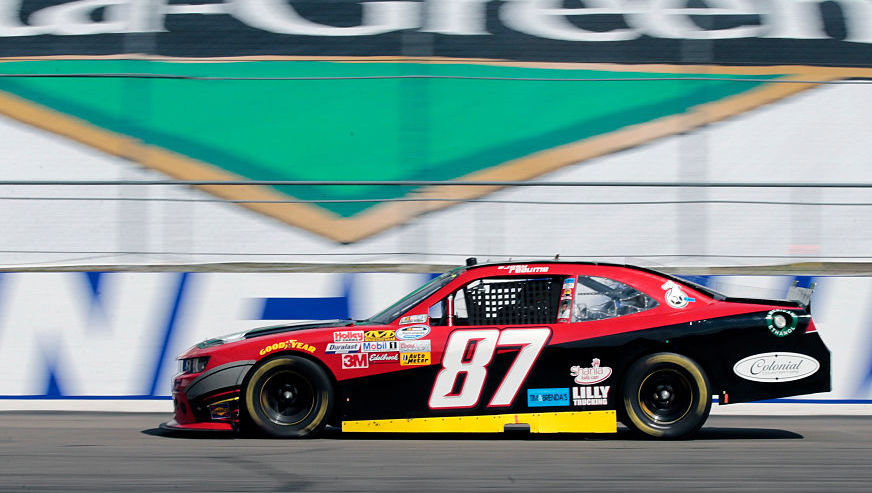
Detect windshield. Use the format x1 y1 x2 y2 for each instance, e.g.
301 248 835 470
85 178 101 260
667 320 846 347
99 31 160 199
363 268 463 325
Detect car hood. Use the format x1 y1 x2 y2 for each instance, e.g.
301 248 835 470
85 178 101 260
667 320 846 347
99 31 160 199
195 319 354 349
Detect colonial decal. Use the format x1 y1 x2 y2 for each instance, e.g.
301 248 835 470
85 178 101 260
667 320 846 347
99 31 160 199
733 353 820 383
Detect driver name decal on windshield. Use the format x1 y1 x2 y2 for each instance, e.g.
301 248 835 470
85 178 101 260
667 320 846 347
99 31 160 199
497 265 550 274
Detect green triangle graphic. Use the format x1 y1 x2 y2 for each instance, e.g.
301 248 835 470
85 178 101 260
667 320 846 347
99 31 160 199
0 60 779 217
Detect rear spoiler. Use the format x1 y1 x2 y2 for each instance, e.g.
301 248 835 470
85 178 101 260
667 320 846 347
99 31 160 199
786 281 816 310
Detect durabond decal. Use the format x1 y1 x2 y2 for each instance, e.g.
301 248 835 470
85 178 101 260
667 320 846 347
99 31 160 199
733 352 820 383
527 388 570 407
333 330 364 343
395 325 430 340
361 341 399 353
399 314 428 325
325 342 360 354
570 359 612 385
497 265 549 274
398 340 431 353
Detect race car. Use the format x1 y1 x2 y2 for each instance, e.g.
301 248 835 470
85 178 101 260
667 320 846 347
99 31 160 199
161 260 830 439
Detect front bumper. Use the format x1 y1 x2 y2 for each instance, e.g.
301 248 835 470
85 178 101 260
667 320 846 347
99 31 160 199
167 361 254 431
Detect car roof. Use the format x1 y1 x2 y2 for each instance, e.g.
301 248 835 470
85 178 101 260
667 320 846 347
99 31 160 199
462 259 725 300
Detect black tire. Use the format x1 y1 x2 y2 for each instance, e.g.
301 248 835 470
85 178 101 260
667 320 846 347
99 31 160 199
621 352 711 439
244 356 333 438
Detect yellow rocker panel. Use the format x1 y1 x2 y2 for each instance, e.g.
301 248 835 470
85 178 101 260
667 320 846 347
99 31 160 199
342 410 616 434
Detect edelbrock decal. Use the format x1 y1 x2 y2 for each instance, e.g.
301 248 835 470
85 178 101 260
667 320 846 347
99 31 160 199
733 352 820 383
395 325 430 340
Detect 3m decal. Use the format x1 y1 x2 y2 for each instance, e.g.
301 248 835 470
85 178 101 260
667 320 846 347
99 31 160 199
497 265 549 274
258 339 316 356
342 353 369 369
733 353 820 383
369 353 399 364
395 325 430 340
571 386 610 406
527 388 570 407
570 358 613 385
766 310 799 337
398 340 431 353
661 281 695 309
400 352 431 366
364 330 396 342
333 330 364 343
361 341 399 353
429 328 551 409
325 342 360 354
399 315 428 325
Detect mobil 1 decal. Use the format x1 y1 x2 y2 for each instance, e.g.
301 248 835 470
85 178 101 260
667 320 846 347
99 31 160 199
428 328 550 409
569 359 612 407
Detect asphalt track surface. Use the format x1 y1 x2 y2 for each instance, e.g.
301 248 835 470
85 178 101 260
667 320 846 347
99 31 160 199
0 413 870 492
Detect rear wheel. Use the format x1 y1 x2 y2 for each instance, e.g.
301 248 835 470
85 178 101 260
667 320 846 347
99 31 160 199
244 356 333 438
622 352 711 439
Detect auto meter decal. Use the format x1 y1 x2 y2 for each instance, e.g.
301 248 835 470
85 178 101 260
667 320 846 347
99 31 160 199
733 352 820 383
395 325 430 340
661 281 696 309
766 310 799 337
570 358 613 385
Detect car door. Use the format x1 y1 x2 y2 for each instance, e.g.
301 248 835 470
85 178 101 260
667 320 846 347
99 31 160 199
423 274 564 414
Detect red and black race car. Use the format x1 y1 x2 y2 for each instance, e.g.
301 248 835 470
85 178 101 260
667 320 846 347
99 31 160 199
162 260 830 439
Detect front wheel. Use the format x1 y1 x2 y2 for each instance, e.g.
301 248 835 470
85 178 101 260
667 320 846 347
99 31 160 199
621 352 711 439
244 356 333 438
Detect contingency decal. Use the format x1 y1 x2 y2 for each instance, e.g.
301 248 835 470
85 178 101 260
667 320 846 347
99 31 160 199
395 325 430 340
325 342 360 354
766 310 799 337
258 339 316 356
569 359 612 407
661 281 696 309
527 388 570 408
341 353 369 369
364 330 396 342
333 330 365 342
557 277 576 323
733 352 820 383
399 314 428 325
